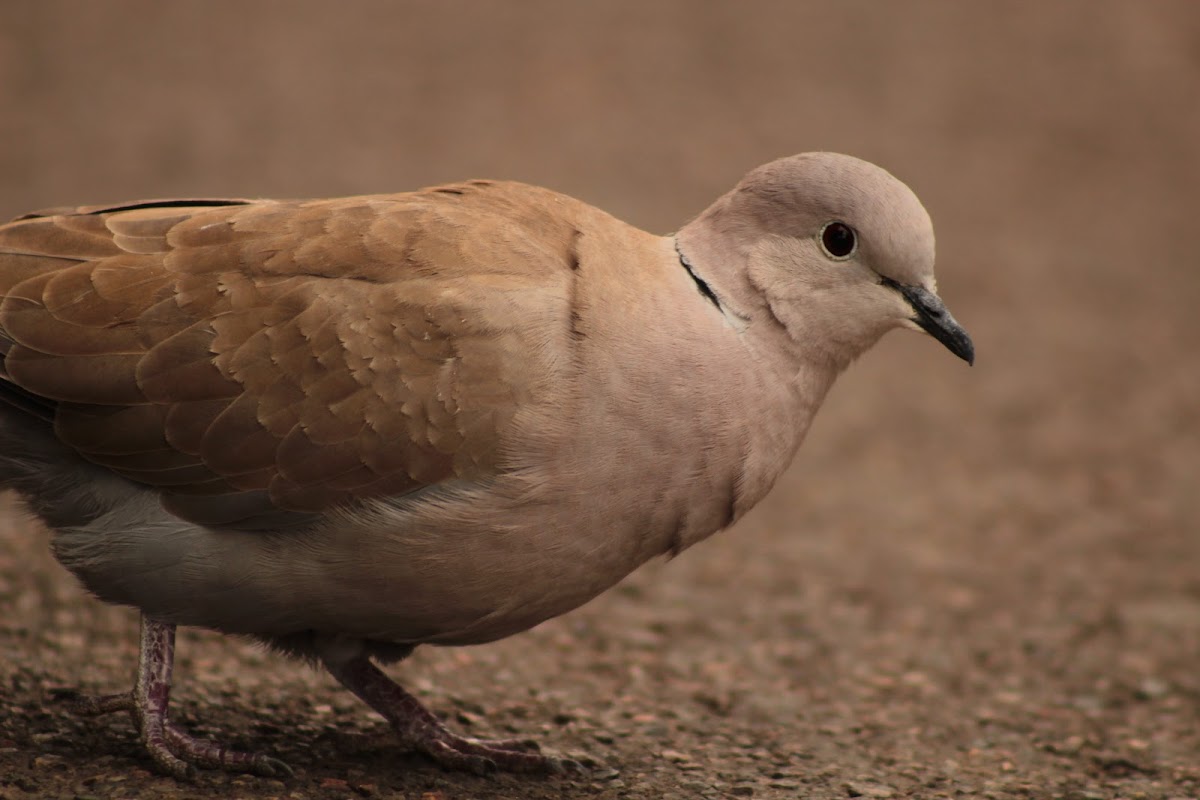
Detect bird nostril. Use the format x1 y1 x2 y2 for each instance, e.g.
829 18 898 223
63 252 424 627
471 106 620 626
921 292 947 318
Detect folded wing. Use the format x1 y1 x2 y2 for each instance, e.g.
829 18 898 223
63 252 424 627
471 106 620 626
0 183 577 527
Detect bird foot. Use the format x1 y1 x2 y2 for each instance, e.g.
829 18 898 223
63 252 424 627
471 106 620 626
55 617 292 780
323 654 581 775
404 728 578 775
154 716 293 780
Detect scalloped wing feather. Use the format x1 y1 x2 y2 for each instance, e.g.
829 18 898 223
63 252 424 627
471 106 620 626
0 185 579 526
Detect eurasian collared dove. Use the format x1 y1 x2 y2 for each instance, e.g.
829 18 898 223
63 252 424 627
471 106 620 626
0 153 972 778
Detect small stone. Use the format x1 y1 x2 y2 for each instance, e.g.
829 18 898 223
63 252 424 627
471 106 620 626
455 710 482 727
30 753 66 769
662 749 692 763
1045 735 1085 755
567 751 601 767
731 785 755 796
845 781 895 798
1135 677 1170 700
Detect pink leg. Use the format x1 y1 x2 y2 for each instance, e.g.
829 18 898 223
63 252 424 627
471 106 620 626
60 616 291 780
322 654 580 775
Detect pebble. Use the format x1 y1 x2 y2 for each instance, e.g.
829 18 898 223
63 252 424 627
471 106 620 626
1136 677 1170 700
845 781 896 798
768 780 802 790
30 754 66 769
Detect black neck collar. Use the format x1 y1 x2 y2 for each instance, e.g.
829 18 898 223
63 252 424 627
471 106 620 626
674 238 723 312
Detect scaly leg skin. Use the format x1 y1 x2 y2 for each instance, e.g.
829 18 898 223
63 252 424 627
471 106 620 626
323 654 581 775
58 615 292 780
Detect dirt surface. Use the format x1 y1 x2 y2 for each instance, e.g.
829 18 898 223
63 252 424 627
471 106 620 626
1 3 1198 799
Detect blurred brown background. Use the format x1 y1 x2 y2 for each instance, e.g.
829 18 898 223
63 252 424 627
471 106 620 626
1 2 1198 799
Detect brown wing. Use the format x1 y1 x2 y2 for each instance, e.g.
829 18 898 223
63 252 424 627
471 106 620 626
0 183 579 527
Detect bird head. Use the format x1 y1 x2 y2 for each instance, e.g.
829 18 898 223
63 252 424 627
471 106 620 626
678 152 974 369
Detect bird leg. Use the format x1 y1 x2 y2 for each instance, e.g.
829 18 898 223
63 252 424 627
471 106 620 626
322 653 579 775
60 615 291 780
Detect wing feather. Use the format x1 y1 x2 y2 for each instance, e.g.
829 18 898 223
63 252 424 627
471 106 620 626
0 186 579 526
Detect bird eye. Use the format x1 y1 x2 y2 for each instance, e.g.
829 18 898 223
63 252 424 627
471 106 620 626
819 221 857 260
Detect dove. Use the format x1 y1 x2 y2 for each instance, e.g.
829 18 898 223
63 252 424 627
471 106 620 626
0 152 972 778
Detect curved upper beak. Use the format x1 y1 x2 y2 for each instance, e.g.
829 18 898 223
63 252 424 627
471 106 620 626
882 278 975 365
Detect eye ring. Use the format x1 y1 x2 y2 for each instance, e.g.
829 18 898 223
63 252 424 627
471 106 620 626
819 221 857 260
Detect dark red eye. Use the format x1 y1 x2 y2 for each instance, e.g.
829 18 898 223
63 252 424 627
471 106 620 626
820 221 857 259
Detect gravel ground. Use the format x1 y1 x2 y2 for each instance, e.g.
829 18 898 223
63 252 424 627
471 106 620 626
1 3 1198 799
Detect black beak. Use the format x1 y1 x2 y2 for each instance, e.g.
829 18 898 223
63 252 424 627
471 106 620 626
882 278 975 365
